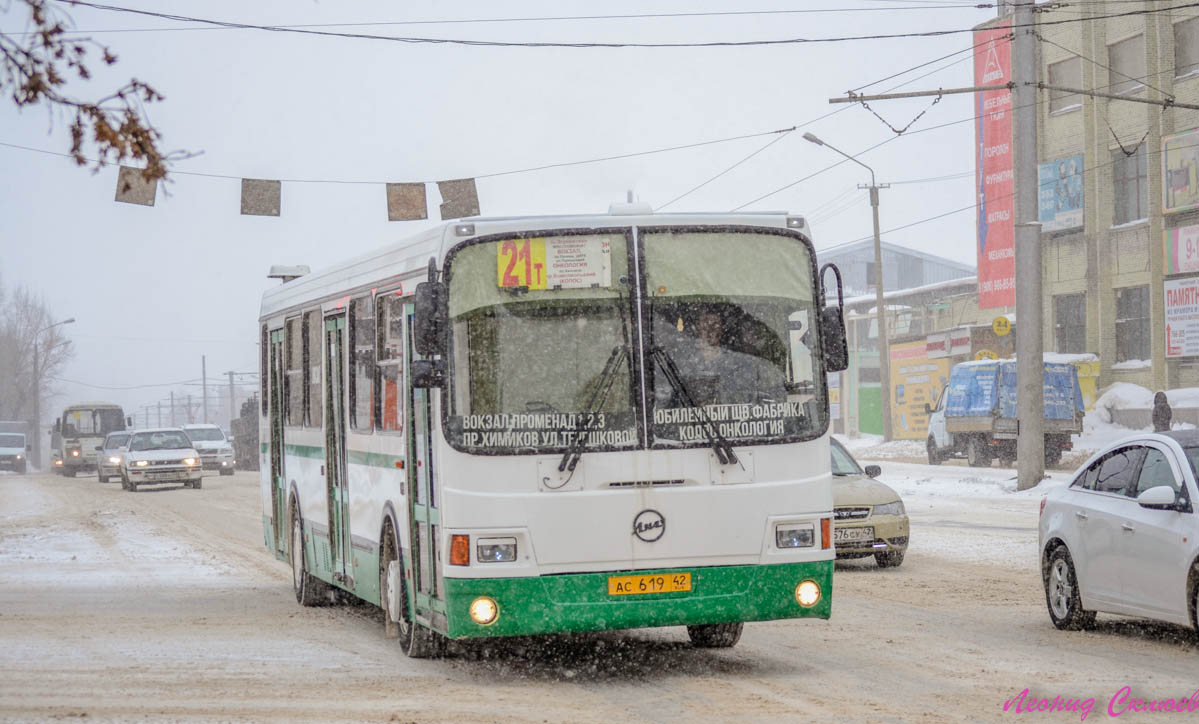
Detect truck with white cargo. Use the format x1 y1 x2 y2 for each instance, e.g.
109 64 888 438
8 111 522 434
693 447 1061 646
925 359 1084 467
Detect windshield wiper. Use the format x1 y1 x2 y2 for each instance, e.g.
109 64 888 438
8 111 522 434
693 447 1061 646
558 344 629 475
650 346 739 466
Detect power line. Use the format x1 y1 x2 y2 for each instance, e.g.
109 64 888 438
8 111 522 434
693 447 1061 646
30 5 997 36
54 0 1199 50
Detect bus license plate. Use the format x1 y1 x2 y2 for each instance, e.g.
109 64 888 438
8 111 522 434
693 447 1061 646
608 572 691 596
834 526 874 544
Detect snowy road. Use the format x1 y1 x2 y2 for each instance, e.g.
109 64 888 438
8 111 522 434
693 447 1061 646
1 468 1196 723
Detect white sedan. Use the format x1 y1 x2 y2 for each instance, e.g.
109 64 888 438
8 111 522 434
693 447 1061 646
120 428 204 492
1039 431 1199 634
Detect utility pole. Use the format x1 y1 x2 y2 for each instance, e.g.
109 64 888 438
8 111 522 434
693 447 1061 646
202 355 208 424
227 371 236 431
157 401 162 427
187 394 194 424
1012 1 1044 490
170 391 175 427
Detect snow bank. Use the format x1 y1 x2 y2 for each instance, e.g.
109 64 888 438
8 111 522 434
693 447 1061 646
835 434 925 459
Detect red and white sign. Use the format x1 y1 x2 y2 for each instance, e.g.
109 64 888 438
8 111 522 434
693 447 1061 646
974 25 1015 309
949 327 972 356
1165 277 1199 357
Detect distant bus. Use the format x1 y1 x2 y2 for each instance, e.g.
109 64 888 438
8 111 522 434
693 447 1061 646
52 402 127 476
259 208 848 656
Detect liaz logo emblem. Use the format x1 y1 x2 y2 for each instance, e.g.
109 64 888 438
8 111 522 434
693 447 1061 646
632 509 665 542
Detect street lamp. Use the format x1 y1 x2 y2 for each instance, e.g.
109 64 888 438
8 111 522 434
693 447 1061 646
31 317 75 469
803 132 893 442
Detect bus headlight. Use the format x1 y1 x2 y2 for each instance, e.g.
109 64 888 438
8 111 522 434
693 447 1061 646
775 524 815 549
476 537 517 563
795 580 822 608
469 596 499 625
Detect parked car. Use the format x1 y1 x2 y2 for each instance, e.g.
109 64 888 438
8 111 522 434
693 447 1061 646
0 432 29 474
1039 431 1199 634
830 438 909 568
181 423 235 475
119 428 203 492
95 431 132 483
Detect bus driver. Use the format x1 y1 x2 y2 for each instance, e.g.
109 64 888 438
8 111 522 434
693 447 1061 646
676 310 787 407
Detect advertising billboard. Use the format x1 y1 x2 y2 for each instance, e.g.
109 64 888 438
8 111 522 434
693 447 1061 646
1163 127 1199 214
974 25 1015 309
889 340 951 440
1165 223 1199 275
1038 155 1084 232
1165 276 1199 358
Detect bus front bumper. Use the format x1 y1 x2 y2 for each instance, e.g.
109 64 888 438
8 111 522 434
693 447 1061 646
441 560 832 640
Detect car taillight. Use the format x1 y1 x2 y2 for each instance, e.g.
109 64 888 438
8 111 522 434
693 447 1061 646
1039 498 1047 518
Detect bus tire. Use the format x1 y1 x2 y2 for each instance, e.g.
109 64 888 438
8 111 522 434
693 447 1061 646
291 501 330 607
381 521 438 658
687 622 743 648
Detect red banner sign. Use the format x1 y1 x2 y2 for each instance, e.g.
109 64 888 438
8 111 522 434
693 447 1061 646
974 26 1015 309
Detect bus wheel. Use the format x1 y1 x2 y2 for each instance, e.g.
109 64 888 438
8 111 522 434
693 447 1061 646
687 622 743 648
381 522 437 658
291 501 329 606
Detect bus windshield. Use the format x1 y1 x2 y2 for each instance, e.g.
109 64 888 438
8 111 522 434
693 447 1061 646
62 408 125 437
444 227 826 454
446 233 638 454
644 229 824 447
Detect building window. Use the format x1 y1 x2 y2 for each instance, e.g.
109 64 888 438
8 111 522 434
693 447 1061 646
1053 293 1086 354
350 296 375 432
1108 34 1146 95
1115 286 1150 363
1176 17 1199 78
284 317 303 427
376 294 405 433
1048 56 1082 113
1112 145 1148 225
304 310 322 428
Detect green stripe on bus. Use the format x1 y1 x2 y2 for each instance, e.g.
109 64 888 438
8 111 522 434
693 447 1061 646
274 442 405 470
439 560 833 639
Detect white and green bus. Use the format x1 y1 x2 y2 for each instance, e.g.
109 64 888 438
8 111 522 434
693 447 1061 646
259 207 849 656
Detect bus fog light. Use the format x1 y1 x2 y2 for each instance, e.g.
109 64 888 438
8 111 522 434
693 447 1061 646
795 580 821 607
477 537 517 562
775 524 814 549
469 596 498 625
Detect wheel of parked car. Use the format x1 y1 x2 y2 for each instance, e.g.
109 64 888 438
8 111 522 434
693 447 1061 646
926 437 941 466
876 549 905 568
686 622 743 648
1044 546 1095 630
967 436 991 468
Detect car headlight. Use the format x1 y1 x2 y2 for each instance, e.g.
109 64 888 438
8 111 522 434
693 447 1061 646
183 458 197 466
476 537 517 563
134 460 149 467
15 454 22 460
873 501 905 517
108 456 121 464
775 523 816 549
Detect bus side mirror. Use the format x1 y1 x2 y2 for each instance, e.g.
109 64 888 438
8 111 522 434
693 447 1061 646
126 416 133 428
924 403 932 415
414 259 448 357
818 263 849 373
411 359 445 389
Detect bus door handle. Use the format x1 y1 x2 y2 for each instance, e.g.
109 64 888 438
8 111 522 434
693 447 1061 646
320 464 325 476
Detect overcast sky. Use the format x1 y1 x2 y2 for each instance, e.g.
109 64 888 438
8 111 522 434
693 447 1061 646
0 0 994 424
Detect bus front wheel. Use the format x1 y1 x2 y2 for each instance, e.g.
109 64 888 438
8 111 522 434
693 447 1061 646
381 522 438 658
687 622 743 648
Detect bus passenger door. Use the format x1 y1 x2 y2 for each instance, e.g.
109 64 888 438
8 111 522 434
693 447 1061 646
407 306 443 626
268 328 287 556
324 314 352 586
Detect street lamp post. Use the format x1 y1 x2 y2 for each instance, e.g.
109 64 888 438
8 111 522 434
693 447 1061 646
803 133 893 441
31 317 75 470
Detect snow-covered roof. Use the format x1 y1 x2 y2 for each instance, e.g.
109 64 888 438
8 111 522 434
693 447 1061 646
843 275 978 308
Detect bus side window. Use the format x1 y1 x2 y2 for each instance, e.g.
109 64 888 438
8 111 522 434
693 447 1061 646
284 317 304 427
350 296 376 432
376 293 404 432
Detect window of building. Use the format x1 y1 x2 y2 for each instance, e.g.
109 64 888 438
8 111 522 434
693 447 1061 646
1112 145 1148 225
304 310 322 428
1108 34 1146 95
350 296 375 432
1048 56 1082 113
1115 286 1150 363
376 293 405 433
1176 17 1199 78
285 317 303 427
1053 293 1086 354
